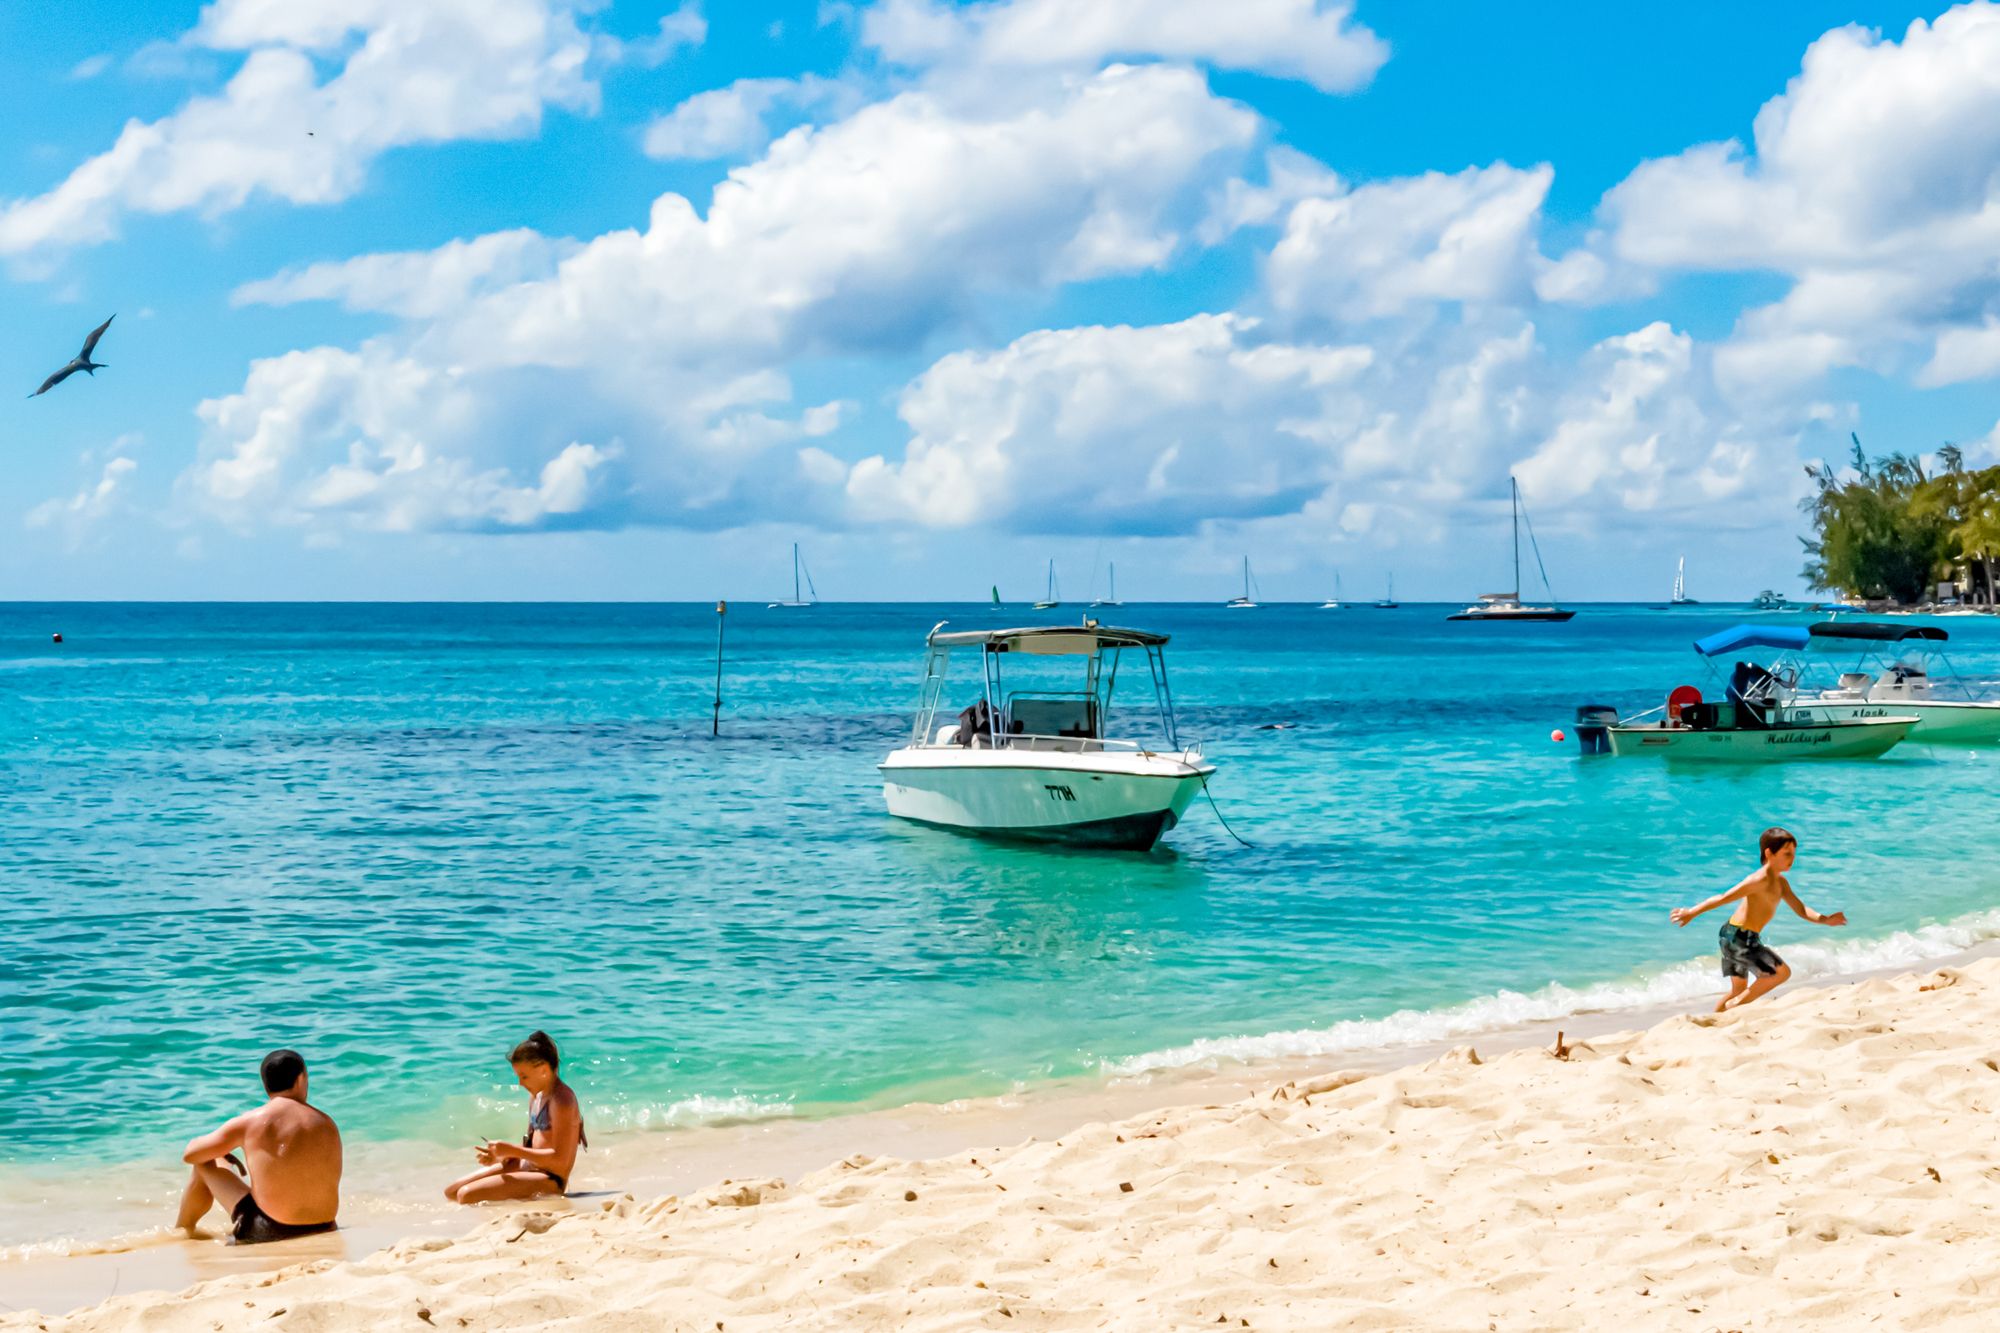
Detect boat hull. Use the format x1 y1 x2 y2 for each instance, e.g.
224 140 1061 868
880 748 1213 850
1605 716 1915 760
1808 699 2000 743
1446 609 1576 621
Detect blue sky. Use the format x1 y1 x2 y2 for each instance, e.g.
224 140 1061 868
3 1 1997 601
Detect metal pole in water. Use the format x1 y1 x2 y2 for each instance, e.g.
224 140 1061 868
712 599 727 737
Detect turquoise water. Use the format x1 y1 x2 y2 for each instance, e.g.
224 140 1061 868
7 602 2000 1198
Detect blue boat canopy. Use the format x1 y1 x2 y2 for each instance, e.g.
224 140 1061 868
1692 625 1811 658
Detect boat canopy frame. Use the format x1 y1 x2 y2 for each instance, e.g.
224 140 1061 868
1793 619 1981 702
909 622 1184 751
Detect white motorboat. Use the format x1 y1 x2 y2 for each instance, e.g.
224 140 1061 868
1792 621 2000 743
1033 559 1062 610
1225 556 1258 608
767 542 818 608
1578 624 1917 761
1448 478 1574 622
880 623 1214 850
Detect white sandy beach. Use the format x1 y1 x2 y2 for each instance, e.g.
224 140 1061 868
12 956 2000 1330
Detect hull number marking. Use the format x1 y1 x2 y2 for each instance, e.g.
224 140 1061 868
1044 784 1078 802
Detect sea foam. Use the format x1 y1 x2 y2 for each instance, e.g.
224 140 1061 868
1104 908 2000 1077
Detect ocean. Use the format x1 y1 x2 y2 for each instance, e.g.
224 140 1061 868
6 601 2000 1248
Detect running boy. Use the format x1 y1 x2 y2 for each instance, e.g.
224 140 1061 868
1670 827 1846 1012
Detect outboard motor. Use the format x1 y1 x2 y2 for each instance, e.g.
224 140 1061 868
1573 704 1617 755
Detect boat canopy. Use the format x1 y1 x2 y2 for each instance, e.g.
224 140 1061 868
927 624 1170 654
1806 620 1949 644
1692 625 1810 658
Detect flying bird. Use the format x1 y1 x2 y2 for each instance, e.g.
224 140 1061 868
29 315 115 398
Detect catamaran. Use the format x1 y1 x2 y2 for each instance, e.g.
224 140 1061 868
1786 621 2000 743
1091 562 1124 608
1033 560 1062 610
767 542 818 608
1224 557 1258 608
1670 557 1698 605
879 622 1215 849
1581 625 1917 760
1319 573 1345 609
1448 477 1574 622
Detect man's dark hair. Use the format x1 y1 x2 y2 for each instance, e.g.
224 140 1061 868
260 1048 307 1094
1758 827 1797 862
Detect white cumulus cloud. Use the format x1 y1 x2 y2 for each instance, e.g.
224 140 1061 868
845 313 1372 531
642 76 857 161
1265 163 1555 322
0 0 597 264
231 229 575 319
864 0 1388 93
1584 3 2000 391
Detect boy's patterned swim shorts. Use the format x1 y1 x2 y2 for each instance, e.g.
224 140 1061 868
1718 923 1785 979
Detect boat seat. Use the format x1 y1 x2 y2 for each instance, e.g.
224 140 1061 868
1837 672 1874 692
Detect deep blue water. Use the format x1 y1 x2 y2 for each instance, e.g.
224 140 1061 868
6 602 1999 1178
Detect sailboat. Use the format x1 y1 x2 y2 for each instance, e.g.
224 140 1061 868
1670 556 1699 605
1224 556 1259 608
1033 560 1062 610
1090 562 1123 608
1373 574 1398 609
989 584 1004 613
767 542 819 608
1319 572 1345 609
1446 477 1575 622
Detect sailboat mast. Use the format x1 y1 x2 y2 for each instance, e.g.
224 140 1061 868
792 542 802 604
1510 477 1521 599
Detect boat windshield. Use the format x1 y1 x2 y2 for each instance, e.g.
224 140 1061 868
907 623 1183 751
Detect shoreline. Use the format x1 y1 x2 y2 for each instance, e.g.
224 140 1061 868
12 930 2000 1322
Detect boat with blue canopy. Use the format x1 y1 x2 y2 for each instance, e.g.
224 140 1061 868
1577 623 1918 760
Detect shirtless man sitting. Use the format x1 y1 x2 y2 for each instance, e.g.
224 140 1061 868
176 1049 343 1244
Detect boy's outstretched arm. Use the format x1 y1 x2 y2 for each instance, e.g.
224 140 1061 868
1783 884 1847 926
1670 875 1754 927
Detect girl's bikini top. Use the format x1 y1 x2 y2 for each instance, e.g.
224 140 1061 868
524 1090 587 1149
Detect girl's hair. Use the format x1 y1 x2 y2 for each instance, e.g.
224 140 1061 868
511 1030 560 1070
1758 827 1797 862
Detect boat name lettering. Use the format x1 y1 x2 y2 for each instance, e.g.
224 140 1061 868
1764 731 1833 746
1043 784 1078 802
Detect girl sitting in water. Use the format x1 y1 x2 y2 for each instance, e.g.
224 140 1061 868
445 1030 585 1205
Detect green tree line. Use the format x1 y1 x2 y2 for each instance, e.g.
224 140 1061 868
1801 435 2000 605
